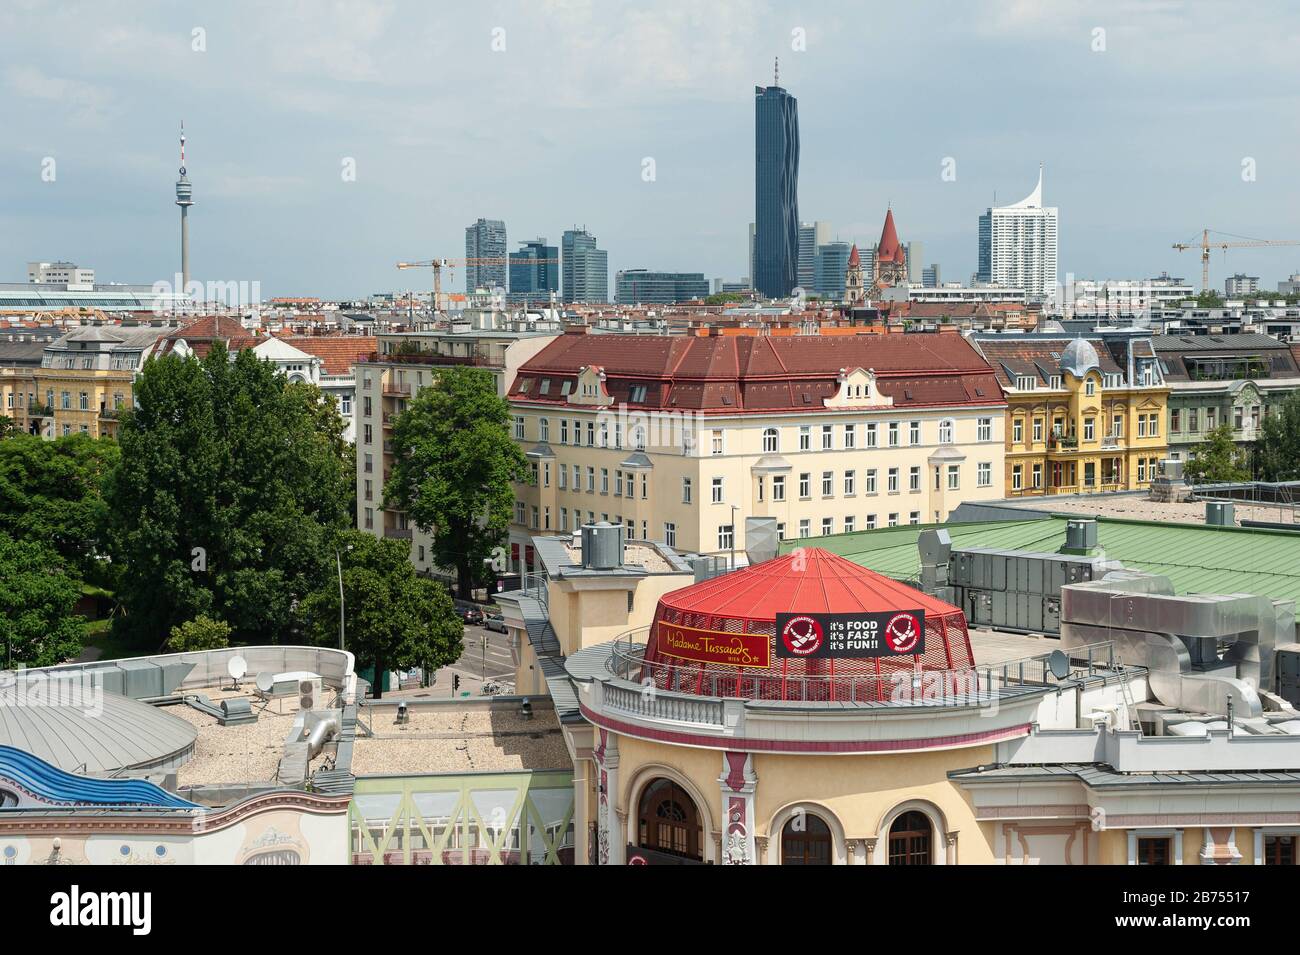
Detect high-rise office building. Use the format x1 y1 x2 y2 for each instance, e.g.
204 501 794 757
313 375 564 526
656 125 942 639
747 222 755 287
977 165 1058 303
753 69 799 299
465 218 508 292
562 228 608 303
813 242 851 301
906 241 924 285
798 221 831 293
922 264 942 288
508 238 559 302
614 270 710 305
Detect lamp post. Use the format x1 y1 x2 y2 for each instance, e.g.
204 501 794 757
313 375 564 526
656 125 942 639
335 544 353 651
729 504 738 570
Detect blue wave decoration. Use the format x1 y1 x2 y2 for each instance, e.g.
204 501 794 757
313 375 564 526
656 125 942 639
0 745 199 810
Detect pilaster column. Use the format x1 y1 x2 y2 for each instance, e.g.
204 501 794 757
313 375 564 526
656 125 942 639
604 734 624 865
719 751 757 864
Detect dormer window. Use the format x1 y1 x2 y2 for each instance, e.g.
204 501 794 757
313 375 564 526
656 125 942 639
1015 375 1036 390
629 384 648 403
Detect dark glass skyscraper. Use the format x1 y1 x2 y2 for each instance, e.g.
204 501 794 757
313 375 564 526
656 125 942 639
464 217 507 292
509 237 558 302
754 81 799 298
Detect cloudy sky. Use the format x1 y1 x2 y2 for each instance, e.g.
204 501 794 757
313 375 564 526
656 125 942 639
3 0 1299 298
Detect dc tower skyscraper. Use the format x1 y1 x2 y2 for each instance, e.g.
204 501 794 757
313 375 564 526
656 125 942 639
174 122 194 289
753 60 799 298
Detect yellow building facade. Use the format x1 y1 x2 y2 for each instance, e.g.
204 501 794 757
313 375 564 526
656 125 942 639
972 334 1168 497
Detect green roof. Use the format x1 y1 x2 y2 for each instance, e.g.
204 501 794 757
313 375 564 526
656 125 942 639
780 515 1300 617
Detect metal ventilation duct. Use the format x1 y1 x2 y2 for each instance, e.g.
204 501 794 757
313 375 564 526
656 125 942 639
744 517 780 565
581 522 623 570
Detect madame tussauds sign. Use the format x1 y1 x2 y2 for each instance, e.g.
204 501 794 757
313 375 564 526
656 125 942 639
657 622 771 668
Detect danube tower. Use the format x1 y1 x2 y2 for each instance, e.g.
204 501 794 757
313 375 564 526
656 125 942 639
175 122 194 289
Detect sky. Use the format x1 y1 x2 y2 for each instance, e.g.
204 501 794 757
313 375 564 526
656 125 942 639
2 0 1300 300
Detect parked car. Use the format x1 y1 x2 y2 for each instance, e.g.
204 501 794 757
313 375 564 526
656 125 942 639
484 613 507 633
460 606 485 626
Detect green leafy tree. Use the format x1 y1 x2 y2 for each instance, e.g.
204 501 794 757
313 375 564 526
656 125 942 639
0 415 15 439
105 344 352 648
1195 290 1225 308
384 366 526 597
164 614 232 653
0 533 84 668
0 433 120 584
301 531 462 698
1257 390 1300 482
1184 423 1251 484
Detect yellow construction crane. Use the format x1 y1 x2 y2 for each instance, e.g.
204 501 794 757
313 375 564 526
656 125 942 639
1172 229 1300 292
397 256 560 312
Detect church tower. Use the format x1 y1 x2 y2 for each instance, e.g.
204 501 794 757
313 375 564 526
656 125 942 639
871 207 907 294
844 244 864 304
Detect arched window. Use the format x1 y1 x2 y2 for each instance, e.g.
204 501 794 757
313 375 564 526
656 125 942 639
938 419 955 444
637 779 701 860
781 813 832 865
888 810 932 865
763 427 779 453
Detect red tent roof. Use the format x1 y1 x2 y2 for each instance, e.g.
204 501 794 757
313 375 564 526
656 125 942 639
847 244 861 267
877 208 903 263
660 548 961 621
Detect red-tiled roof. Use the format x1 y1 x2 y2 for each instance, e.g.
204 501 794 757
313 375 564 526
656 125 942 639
284 336 377 376
511 333 1004 413
974 337 1125 388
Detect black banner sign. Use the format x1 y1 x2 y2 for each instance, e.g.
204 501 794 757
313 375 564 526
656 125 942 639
774 610 926 659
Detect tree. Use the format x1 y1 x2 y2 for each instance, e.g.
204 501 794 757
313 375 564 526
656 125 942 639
1184 423 1251 485
1195 290 1225 308
301 531 462 698
384 366 526 597
104 344 353 648
0 533 84 668
0 433 120 584
164 615 232 652
1257 390 1300 482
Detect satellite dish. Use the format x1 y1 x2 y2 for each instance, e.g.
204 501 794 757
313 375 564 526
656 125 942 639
1048 649 1071 681
227 655 248 681
255 671 275 694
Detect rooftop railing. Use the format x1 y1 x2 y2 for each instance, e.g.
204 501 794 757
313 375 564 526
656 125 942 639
601 630 1120 706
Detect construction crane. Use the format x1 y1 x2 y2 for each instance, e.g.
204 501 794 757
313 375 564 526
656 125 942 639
396 256 560 313
1171 229 1300 292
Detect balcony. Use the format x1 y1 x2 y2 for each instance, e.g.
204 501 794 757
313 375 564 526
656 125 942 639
382 381 412 397
369 350 493 368
28 404 54 418
1049 433 1079 450
384 526 413 540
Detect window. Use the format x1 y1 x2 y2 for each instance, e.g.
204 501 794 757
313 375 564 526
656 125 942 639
866 469 877 494
530 506 540 529
560 419 569 444
844 516 855 533
888 422 899 447
1084 418 1095 441
821 425 833 450
559 466 567 490
887 467 899 493
586 467 595 492
78 392 89 411
1264 835 1297 866
798 519 810 539
1136 837 1171 866
763 427 779 453
711 430 724 455
888 811 932 866
844 470 855 495
887 513 899 527
60 391 70 410
776 522 785 540
909 421 920 445
865 514 877 530
978 417 992 442
938 419 954 444
820 517 832 536
615 471 624 496
1148 413 1159 436
718 525 734 551
682 478 692 504
539 417 550 442
799 472 811 498
543 463 551 488
844 424 856 449
515 501 526 524
586 421 595 446
514 416 525 440
1112 416 1124 438
865 423 878 447
640 473 648 500
977 463 991 488
1137 459 1148 482
909 466 920 492
664 523 676 548
1033 418 1043 442
821 471 833 497
799 426 811 451
756 476 764 502
1012 419 1023 443
561 507 569 531
909 511 920 525
1016 375 1037 391
947 465 960 490
601 468 609 493
1085 378 1095 397
712 477 724 503
1012 465 1023 491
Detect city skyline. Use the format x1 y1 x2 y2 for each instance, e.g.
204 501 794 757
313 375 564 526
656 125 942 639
4 1 1300 298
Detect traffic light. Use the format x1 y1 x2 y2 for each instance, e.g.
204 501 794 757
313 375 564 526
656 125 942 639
453 673 461 693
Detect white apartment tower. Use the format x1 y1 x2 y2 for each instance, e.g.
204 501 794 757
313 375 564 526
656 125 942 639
977 164 1058 304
